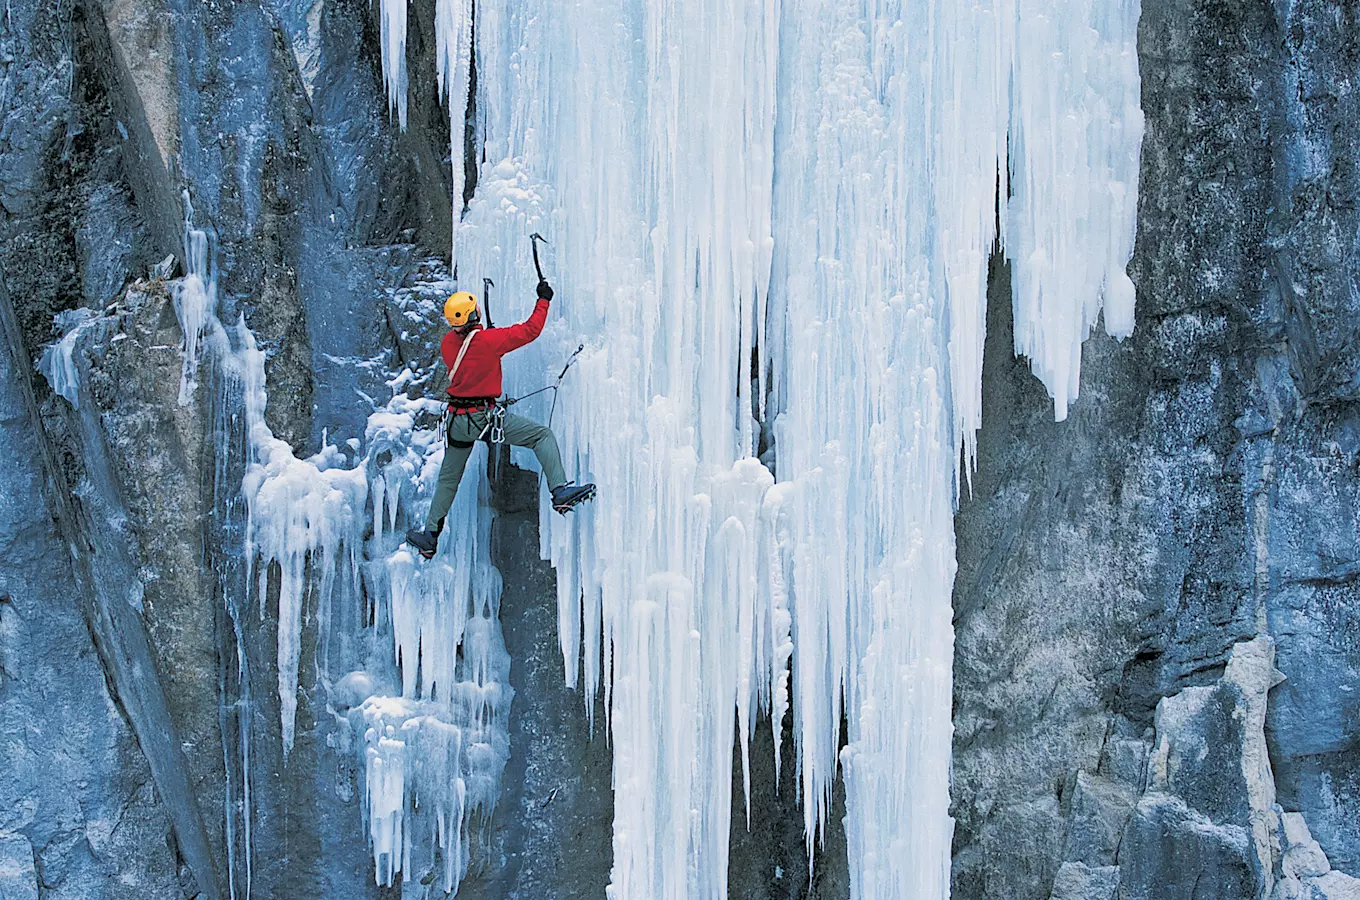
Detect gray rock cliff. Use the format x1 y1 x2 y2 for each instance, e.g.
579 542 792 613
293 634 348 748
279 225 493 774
950 1 1359 898
0 0 1354 897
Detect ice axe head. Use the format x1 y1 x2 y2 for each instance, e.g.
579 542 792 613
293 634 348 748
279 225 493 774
529 233 549 281
481 278 495 326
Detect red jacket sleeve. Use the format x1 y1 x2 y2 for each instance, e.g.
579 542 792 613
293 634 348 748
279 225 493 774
482 299 550 355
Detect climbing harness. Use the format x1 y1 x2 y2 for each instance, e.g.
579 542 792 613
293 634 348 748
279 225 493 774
468 344 584 442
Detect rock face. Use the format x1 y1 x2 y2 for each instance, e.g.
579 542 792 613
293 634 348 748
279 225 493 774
1 0 1356 898
951 1 1360 898
0 286 185 900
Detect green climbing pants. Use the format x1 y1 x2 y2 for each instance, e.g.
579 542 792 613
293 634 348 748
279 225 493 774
424 409 568 531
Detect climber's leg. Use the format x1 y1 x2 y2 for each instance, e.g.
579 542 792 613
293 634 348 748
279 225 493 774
500 412 568 490
500 412 595 513
424 429 478 532
407 414 484 558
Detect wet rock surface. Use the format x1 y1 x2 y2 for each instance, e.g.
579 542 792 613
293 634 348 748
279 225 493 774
0 283 185 900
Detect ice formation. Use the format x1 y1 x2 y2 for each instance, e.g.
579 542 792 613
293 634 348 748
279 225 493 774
174 192 219 406
1005 0 1144 421
372 0 1144 895
37 308 99 408
379 0 409 128
381 0 475 222
172 186 511 896
434 0 475 216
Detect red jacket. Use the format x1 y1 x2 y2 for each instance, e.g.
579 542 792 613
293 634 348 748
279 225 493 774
442 298 550 400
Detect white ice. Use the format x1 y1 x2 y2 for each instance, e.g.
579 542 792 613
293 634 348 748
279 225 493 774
174 191 218 406
174 190 511 895
379 0 409 128
37 308 99 408
371 0 1144 897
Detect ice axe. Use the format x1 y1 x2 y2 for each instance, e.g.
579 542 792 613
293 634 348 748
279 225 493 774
482 277 495 327
529 233 549 283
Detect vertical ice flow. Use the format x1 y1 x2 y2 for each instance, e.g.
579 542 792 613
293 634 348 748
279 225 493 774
371 0 1144 896
379 0 409 128
1005 0 1144 421
174 191 218 405
175 175 510 896
436 0 474 220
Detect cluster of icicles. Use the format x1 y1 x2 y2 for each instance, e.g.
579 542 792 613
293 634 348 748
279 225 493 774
153 0 1143 896
162 188 513 897
374 0 1144 897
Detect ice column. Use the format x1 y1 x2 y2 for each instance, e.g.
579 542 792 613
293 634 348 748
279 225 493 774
933 0 1013 471
435 0 474 216
765 5 960 894
492 0 784 895
174 192 218 405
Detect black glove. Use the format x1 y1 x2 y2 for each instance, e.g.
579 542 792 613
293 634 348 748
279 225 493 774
537 280 554 301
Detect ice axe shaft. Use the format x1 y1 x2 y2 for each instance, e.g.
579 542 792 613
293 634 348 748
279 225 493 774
529 233 548 282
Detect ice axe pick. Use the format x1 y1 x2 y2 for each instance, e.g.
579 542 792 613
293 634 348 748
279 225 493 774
482 277 495 327
529 233 549 283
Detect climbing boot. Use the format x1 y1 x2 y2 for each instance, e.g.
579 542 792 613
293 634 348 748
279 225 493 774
405 528 439 560
550 482 596 514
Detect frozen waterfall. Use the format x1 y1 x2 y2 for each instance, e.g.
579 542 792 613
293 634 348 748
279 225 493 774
371 0 1144 896
172 180 514 897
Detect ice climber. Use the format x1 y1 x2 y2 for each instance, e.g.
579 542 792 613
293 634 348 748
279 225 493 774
404 279 595 560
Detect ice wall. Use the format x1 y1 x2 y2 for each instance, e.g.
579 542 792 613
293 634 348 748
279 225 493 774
378 0 1143 896
173 190 511 897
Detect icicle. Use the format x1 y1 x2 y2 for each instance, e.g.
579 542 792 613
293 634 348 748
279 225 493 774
174 191 218 405
1006 0 1145 421
379 0 410 129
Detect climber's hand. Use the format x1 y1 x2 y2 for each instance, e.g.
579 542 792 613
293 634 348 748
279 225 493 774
537 280 554 301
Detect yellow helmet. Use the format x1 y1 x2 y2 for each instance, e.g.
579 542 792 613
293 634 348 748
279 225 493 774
443 291 479 328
